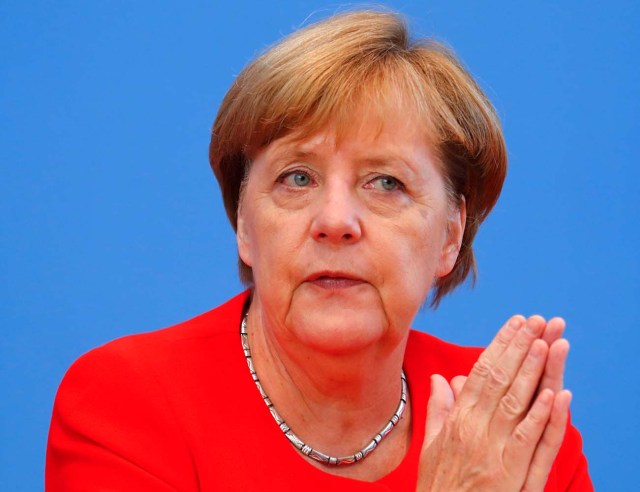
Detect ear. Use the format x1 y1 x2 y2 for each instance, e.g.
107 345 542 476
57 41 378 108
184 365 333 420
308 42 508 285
435 196 466 278
236 206 253 267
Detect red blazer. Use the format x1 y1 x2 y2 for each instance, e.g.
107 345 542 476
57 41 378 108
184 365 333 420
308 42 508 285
46 291 592 491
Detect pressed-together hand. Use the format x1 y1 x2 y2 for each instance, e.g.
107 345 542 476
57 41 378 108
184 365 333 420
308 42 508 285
417 316 572 492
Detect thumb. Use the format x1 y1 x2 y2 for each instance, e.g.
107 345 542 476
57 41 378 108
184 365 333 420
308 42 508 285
450 375 468 400
424 374 454 448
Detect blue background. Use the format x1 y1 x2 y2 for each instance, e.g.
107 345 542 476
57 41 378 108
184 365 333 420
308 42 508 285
2 1 638 490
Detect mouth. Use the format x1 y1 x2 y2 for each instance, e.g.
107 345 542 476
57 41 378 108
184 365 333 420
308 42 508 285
304 271 366 290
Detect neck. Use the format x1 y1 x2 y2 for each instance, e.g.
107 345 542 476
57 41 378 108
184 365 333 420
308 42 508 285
244 297 411 470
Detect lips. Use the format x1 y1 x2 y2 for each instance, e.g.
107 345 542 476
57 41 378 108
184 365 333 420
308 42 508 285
305 271 366 289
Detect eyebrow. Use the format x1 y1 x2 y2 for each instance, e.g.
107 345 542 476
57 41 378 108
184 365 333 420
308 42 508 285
268 145 318 163
268 141 425 177
356 155 422 176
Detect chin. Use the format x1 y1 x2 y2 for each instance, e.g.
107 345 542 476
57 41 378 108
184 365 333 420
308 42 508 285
287 299 389 356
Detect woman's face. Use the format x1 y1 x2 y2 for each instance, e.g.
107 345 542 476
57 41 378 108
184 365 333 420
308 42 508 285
237 108 465 355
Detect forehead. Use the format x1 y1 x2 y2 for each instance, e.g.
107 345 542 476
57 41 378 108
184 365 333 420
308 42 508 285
254 100 442 181
249 113 447 195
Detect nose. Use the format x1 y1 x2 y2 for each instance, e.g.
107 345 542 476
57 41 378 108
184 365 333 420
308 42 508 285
310 181 362 244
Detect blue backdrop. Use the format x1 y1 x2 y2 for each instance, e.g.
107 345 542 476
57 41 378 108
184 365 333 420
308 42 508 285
2 1 638 490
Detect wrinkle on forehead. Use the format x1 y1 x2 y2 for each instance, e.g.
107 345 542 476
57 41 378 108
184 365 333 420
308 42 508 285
257 98 440 182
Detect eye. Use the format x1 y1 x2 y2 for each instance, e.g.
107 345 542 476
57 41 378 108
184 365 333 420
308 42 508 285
278 170 314 188
369 175 404 192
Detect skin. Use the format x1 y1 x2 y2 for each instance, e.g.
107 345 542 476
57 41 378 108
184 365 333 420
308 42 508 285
238 114 463 361
419 315 571 491
236 105 570 487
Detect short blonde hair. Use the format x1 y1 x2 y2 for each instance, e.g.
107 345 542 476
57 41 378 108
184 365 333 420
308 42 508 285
209 10 507 306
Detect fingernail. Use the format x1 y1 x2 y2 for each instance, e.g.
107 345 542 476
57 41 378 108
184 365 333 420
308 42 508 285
526 318 543 335
561 389 573 408
509 316 523 329
539 389 553 405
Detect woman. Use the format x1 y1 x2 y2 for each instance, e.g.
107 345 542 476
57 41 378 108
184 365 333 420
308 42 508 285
46 10 592 491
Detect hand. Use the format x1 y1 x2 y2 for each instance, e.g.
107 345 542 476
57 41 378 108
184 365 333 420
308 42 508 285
449 316 569 398
417 315 572 492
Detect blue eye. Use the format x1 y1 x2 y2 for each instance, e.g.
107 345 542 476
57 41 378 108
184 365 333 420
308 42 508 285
292 173 311 187
279 170 313 187
372 176 402 192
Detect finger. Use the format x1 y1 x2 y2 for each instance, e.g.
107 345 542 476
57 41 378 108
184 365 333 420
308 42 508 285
424 374 454 448
490 339 548 436
457 315 526 405
541 317 565 346
451 375 467 400
472 316 546 418
482 315 527 362
538 339 570 393
502 388 554 472
520 390 572 491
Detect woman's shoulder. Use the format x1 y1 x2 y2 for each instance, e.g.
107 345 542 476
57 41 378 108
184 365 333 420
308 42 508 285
51 290 251 417
66 290 250 373
46 291 252 490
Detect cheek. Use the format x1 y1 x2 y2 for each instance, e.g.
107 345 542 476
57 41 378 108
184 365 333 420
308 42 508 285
241 200 308 280
379 215 446 304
